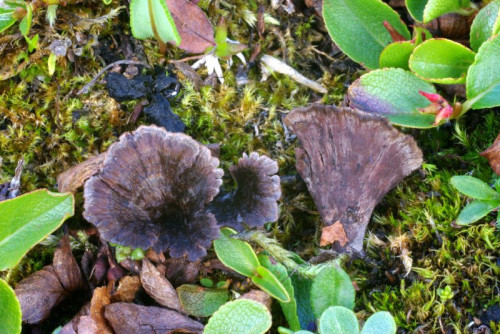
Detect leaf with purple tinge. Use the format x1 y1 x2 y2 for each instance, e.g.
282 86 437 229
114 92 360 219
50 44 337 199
348 68 437 128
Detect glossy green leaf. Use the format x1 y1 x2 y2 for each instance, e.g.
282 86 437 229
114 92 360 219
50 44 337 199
470 0 500 51
19 3 32 36
413 26 433 45
322 0 410 69
318 306 359 334
251 266 290 303
456 200 499 225
423 0 472 23
0 3 19 33
360 312 397 334
311 265 355 319
409 39 475 84
465 34 500 109
290 274 316 330
0 279 21 334
450 176 499 200
176 284 229 317
405 0 427 22
214 227 260 277
348 68 437 128
258 254 300 331
129 0 180 45
0 189 74 271
204 299 272 334
379 41 415 70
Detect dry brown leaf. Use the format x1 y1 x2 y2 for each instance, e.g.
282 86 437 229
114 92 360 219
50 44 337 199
15 266 66 324
60 303 91 334
111 276 141 303
239 290 272 310
57 153 106 193
140 258 184 312
104 303 204 334
480 133 500 175
77 316 98 334
53 235 85 292
165 257 200 286
166 0 215 54
90 285 113 334
320 221 349 247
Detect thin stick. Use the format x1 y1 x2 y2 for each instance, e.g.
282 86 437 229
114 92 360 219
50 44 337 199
168 54 206 63
77 60 151 95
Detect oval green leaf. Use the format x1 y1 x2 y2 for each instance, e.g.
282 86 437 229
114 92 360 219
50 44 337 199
409 39 475 84
0 189 74 271
19 4 32 36
204 299 272 334
465 34 500 109
405 0 427 22
348 68 437 128
0 279 21 334
176 284 229 317
258 254 300 331
470 0 500 52
130 0 181 45
450 175 499 200
214 227 260 277
423 0 472 23
360 311 397 334
319 306 359 334
322 0 410 69
310 265 355 319
379 41 415 70
0 7 18 33
456 200 499 225
251 266 290 303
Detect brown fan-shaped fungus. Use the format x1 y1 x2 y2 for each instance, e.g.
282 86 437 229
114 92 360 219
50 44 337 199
209 152 281 231
284 105 423 253
83 125 223 261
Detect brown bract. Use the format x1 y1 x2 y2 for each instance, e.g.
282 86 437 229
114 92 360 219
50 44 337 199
284 105 422 253
480 133 500 175
83 125 223 261
15 235 85 324
166 0 215 54
104 303 204 334
209 152 281 231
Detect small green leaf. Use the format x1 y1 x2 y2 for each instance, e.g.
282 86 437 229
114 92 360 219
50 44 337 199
0 4 19 33
0 279 21 334
348 68 437 128
258 254 300 331
310 265 355 319
0 189 74 271
176 284 229 317
204 299 272 334
48 53 57 76
130 248 145 260
465 34 500 109
379 41 415 70
19 3 32 36
423 0 472 23
322 0 410 69
251 266 290 303
360 312 397 334
409 39 475 84
130 0 180 45
214 227 260 277
470 0 500 51
450 176 499 200
290 274 316 330
25 33 38 53
405 0 427 22
200 278 214 288
456 200 499 225
318 306 359 334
